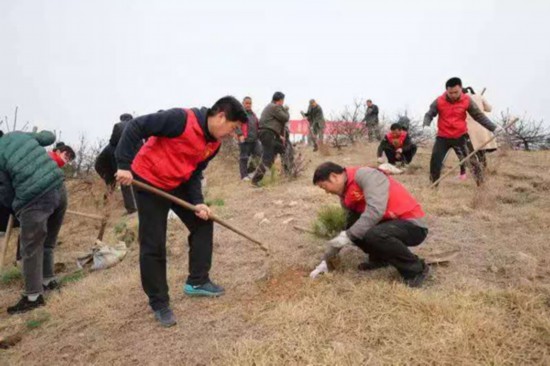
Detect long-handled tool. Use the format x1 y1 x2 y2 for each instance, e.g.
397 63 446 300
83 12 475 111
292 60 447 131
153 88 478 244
132 180 269 254
66 210 104 221
0 214 15 272
430 117 519 188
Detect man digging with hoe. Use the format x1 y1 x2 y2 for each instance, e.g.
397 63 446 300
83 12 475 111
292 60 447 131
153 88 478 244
115 96 248 327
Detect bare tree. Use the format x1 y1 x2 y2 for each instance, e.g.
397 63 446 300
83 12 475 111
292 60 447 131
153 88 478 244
395 111 433 146
327 99 369 148
74 133 89 176
498 111 549 151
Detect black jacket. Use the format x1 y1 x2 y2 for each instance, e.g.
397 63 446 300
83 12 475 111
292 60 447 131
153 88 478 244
115 108 218 205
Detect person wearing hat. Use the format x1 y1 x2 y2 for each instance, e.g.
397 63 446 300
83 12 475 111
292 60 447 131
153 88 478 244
95 113 139 214
301 99 325 152
251 92 290 186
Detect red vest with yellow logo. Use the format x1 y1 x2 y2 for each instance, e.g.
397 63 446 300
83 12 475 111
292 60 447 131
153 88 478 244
436 92 471 138
132 109 220 190
342 167 424 220
386 131 407 149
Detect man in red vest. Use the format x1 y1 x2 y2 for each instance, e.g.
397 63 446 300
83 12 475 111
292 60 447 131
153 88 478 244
115 96 248 327
309 162 429 288
376 123 417 166
424 77 497 185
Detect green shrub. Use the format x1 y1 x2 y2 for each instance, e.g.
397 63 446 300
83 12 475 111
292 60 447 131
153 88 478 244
1 266 22 285
312 205 347 239
26 311 50 329
206 198 225 207
60 270 85 286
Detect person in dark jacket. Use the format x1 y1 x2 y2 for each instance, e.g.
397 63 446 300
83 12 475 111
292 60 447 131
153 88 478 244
309 162 429 288
115 96 247 327
95 113 139 214
364 99 381 141
301 99 325 151
423 77 498 186
236 97 262 180
377 123 417 166
251 91 290 186
0 131 67 314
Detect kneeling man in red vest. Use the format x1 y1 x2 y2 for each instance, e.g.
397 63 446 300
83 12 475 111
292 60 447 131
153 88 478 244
310 162 429 288
115 96 248 327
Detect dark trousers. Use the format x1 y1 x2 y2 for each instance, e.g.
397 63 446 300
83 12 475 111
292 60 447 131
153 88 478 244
354 220 427 278
134 179 214 311
383 145 417 165
17 185 67 295
239 140 262 179
430 134 483 185
252 129 285 184
121 185 137 213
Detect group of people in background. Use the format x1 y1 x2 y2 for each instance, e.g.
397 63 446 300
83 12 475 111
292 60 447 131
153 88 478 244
0 77 499 328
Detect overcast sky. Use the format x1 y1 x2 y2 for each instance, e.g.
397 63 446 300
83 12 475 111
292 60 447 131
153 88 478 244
1 0 549 144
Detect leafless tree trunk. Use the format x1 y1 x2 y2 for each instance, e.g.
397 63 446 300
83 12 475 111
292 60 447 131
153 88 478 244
498 111 549 151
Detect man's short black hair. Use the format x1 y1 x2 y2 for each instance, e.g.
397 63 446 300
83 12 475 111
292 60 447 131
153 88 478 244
120 113 133 122
390 123 402 131
313 162 345 184
58 145 76 161
209 96 248 123
53 141 66 152
446 77 462 89
272 91 285 102
243 96 252 102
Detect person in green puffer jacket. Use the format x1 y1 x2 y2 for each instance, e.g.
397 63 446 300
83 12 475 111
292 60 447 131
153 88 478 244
0 130 67 315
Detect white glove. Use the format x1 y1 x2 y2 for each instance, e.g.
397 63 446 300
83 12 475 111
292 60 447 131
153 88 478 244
328 231 352 248
377 157 384 164
309 260 329 279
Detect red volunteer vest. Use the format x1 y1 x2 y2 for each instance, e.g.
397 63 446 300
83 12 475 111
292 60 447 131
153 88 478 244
48 151 65 168
342 167 424 220
436 92 471 138
386 131 407 149
132 109 221 190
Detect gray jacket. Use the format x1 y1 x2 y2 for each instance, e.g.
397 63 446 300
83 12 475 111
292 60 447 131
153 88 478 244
364 104 379 124
304 104 325 130
259 103 289 136
323 167 427 261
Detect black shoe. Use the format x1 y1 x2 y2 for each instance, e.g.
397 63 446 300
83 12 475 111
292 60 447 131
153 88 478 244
403 262 430 288
358 261 389 271
7 295 45 315
153 307 177 328
43 280 61 292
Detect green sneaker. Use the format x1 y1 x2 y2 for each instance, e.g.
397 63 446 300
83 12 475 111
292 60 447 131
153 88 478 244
184 281 225 297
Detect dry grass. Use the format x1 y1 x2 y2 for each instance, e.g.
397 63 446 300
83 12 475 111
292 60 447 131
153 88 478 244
1 144 549 365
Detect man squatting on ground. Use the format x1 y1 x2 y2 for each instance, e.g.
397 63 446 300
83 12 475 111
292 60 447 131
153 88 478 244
115 96 248 327
423 77 498 186
377 123 417 166
251 91 289 186
309 162 430 288
236 96 262 181
0 130 68 314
